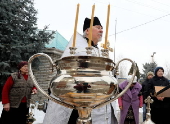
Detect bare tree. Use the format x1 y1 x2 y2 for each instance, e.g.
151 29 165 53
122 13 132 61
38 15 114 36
115 54 130 78
164 63 170 80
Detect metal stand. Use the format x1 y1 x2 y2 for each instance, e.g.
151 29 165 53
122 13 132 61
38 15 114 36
101 49 109 58
86 47 93 55
26 104 36 124
142 96 155 124
77 107 92 124
69 47 77 55
100 42 113 58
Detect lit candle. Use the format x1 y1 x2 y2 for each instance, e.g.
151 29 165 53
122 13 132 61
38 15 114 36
104 4 110 49
72 3 80 47
88 4 95 47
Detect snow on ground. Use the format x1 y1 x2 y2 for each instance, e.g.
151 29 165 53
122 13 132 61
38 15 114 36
0 102 45 124
0 100 143 124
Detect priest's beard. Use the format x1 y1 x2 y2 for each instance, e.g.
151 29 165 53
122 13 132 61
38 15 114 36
98 33 102 42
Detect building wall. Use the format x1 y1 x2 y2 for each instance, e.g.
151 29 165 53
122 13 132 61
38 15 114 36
31 48 63 104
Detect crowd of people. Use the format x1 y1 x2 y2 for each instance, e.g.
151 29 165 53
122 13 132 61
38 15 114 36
118 67 170 124
42 67 170 124
1 16 170 124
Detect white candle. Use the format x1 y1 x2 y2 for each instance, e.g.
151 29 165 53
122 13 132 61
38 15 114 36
104 4 110 49
72 3 80 47
88 4 95 47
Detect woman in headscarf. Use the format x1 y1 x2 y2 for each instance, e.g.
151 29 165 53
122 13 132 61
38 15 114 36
146 67 170 124
118 75 143 124
1 61 37 124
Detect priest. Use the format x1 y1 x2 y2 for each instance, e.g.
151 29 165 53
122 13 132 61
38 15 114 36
43 17 118 124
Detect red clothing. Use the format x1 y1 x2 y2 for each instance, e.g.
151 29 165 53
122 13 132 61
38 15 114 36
2 74 36 104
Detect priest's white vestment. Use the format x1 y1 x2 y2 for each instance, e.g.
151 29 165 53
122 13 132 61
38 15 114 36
43 33 118 124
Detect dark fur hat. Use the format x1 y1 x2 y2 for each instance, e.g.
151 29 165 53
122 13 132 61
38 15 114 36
83 17 102 32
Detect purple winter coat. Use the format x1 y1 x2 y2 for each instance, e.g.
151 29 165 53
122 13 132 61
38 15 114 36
119 81 142 124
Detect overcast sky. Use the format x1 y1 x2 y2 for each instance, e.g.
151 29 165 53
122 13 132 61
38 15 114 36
34 0 170 74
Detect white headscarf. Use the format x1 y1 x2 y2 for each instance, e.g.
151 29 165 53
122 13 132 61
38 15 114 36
127 75 137 83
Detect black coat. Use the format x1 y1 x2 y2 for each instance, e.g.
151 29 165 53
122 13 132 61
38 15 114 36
142 79 150 103
146 76 170 108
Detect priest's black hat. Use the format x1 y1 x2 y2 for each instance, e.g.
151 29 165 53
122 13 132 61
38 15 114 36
83 17 102 32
